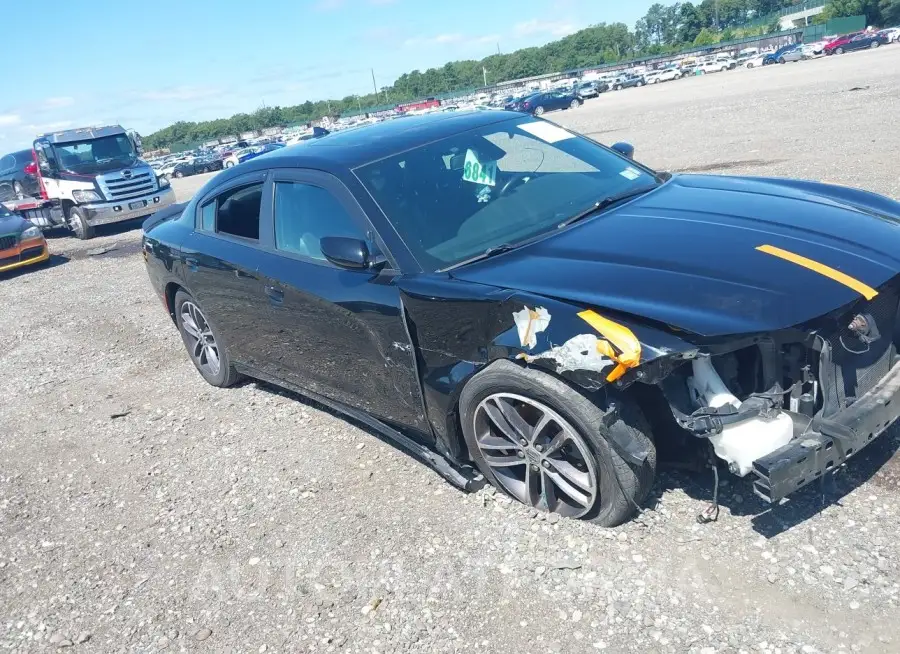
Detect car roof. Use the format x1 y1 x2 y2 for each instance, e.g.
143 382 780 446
216 110 520 178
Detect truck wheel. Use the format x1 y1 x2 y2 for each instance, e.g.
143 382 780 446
459 360 656 527
66 206 94 240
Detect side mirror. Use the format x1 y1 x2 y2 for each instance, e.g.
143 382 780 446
23 162 37 176
320 236 371 270
611 142 635 159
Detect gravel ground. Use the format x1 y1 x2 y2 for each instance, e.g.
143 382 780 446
3 47 900 654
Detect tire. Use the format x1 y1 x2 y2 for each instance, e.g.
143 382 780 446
66 205 94 240
459 360 656 527
747 63 754 69
174 170 184 178
569 99 580 109
13 181 25 199
224 161 235 168
173 290 242 388
835 47 844 55
533 105 545 116
778 57 786 64
636 80 643 87
871 41 879 49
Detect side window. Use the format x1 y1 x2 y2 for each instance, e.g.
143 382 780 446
273 182 363 261
216 183 262 240
199 201 215 231
0 155 13 173
197 183 263 239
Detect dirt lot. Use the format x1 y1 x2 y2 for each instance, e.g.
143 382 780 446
3 47 900 653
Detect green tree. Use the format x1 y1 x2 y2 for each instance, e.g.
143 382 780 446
881 0 900 23
693 26 720 44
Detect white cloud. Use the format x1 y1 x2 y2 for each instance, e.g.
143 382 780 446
0 114 21 127
44 96 74 109
23 120 74 134
513 19 576 38
404 33 464 47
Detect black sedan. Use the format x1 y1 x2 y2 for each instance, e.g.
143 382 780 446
507 91 581 116
143 110 900 526
0 150 41 201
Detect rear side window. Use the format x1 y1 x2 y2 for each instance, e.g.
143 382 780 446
273 182 363 261
198 183 263 240
0 155 14 173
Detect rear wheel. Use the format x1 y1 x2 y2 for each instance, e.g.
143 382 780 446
778 57 786 64
871 41 880 49
460 360 656 527
835 47 844 55
174 170 184 178
636 80 644 87
569 99 580 109
224 160 235 168
66 206 94 240
174 290 242 388
533 105 545 116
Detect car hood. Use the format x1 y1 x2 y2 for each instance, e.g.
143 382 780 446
0 211 28 235
451 174 900 337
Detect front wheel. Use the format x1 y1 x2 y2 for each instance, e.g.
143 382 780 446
747 63 755 69
778 57 786 64
174 170 184 178
569 99 580 109
636 81 644 87
871 41 880 49
533 105 545 116
66 206 95 240
174 290 242 388
459 360 656 527
224 161 235 168
835 47 844 55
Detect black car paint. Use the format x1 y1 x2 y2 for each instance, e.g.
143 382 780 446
142 110 900 483
843 33 888 51
0 150 40 200
507 91 579 114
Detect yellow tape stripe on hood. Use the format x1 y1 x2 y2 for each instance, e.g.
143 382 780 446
756 244 878 301
577 310 642 382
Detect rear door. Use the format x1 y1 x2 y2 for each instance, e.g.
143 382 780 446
254 168 428 431
180 171 273 371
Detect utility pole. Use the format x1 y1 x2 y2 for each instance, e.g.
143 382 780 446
714 0 719 31
483 66 488 87
496 42 501 55
356 96 362 111
371 68 378 96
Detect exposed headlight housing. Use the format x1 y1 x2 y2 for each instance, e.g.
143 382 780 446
20 225 42 240
72 189 101 203
158 175 170 188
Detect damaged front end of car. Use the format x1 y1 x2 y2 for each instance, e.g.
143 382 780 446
402 274 900 506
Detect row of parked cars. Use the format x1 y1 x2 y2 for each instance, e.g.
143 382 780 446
148 142 286 180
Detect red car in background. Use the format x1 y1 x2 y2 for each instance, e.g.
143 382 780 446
823 32 864 55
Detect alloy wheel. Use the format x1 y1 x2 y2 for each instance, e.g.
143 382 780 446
473 392 598 518
180 301 221 377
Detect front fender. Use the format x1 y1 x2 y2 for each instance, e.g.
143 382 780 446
399 276 698 461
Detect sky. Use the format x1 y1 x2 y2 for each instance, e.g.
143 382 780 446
0 0 659 151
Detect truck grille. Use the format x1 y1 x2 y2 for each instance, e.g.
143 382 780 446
0 234 16 251
99 169 157 201
820 290 899 416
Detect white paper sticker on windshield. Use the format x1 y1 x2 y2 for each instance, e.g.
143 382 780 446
518 121 575 143
619 167 641 180
462 149 497 187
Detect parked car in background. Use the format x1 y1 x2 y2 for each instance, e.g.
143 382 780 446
0 150 40 201
0 203 49 273
222 142 286 168
576 81 607 99
823 32 864 55
877 27 900 43
612 75 645 90
507 91 581 116
744 54 766 68
773 45 805 64
645 68 680 84
193 154 224 173
696 60 728 74
836 32 889 53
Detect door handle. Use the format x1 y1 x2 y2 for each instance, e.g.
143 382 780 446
264 284 284 304
235 269 254 279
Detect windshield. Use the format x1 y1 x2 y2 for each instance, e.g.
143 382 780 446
355 116 659 271
52 134 137 174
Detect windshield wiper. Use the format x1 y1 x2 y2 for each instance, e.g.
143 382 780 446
557 184 659 229
483 243 518 257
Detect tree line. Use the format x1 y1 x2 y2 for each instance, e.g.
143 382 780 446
143 0 899 151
